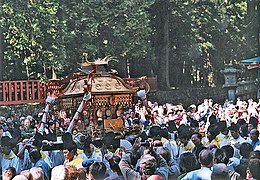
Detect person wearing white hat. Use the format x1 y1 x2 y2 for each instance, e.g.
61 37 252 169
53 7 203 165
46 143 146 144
120 139 133 152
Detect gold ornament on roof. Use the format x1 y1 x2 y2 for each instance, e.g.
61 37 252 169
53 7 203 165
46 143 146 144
81 53 117 67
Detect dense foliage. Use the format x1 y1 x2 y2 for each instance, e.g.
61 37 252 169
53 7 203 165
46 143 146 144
0 0 259 89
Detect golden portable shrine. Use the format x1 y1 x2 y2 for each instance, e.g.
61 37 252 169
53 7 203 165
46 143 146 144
47 54 150 139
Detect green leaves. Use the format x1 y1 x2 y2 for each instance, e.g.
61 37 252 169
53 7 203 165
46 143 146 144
165 0 252 87
1 0 61 80
0 0 257 90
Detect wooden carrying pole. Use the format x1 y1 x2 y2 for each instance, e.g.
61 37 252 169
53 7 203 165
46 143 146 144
39 95 55 134
66 92 92 133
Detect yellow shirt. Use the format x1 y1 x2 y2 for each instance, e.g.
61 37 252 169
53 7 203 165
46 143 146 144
3 151 16 159
210 136 222 148
216 132 232 147
161 137 169 145
64 155 83 169
183 140 195 151
178 140 195 151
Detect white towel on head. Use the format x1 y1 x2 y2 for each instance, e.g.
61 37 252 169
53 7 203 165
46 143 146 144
120 139 133 152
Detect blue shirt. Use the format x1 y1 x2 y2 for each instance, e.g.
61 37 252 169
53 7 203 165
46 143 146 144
34 159 51 179
182 167 212 180
249 139 260 150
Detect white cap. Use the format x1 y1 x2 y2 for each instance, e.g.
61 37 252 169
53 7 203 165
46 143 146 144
26 115 33 121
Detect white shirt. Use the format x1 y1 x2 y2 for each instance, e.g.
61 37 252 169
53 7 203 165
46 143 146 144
229 135 246 159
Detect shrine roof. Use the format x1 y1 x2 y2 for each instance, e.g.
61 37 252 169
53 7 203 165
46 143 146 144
240 56 260 69
241 56 260 63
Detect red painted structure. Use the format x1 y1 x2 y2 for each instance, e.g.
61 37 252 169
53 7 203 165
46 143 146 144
0 80 46 105
0 77 157 106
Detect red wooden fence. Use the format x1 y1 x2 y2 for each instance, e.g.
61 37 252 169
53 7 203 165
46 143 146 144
0 80 46 105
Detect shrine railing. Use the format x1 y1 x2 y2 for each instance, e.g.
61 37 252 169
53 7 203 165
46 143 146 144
0 80 46 105
0 77 157 106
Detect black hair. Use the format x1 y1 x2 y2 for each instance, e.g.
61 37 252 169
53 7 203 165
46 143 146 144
221 145 234 159
83 136 92 149
46 89 54 95
248 158 260 180
214 148 228 164
63 141 77 153
32 133 44 148
149 126 162 139
209 115 218 125
249 117 258 128
250 150 260 159
161 128 169 139
29 149 42 162
237 119 246 127
89 162 106 180
167 121 177 133
4 167 16 179
178 124 190 139
240 142 253 158
91 139 103 149
207 124 220 141
62 132 73 142
110 163 122 176
48 119 55 126
218 121 227 132
103 132 120 150
1 136 11 147
190 119 199 128
179 152 198 173
192 132 202 140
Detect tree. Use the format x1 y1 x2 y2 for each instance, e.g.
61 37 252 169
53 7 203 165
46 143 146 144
1 0 61 80
165 0 251 88
0 0 4 80
0 0 259 91
58 0 154 77
150 0 171 90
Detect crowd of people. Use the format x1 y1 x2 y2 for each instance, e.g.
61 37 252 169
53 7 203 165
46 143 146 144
0 97 260 180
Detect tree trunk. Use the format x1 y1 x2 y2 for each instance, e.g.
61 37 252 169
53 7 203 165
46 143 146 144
257 0 260 56
0 0 4 80
0 29 3 80
162 0 170 89
246 0 260 56
153 0 171 90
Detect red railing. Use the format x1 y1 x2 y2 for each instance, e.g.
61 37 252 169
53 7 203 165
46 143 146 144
0 77 157 106
0 80 46 105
